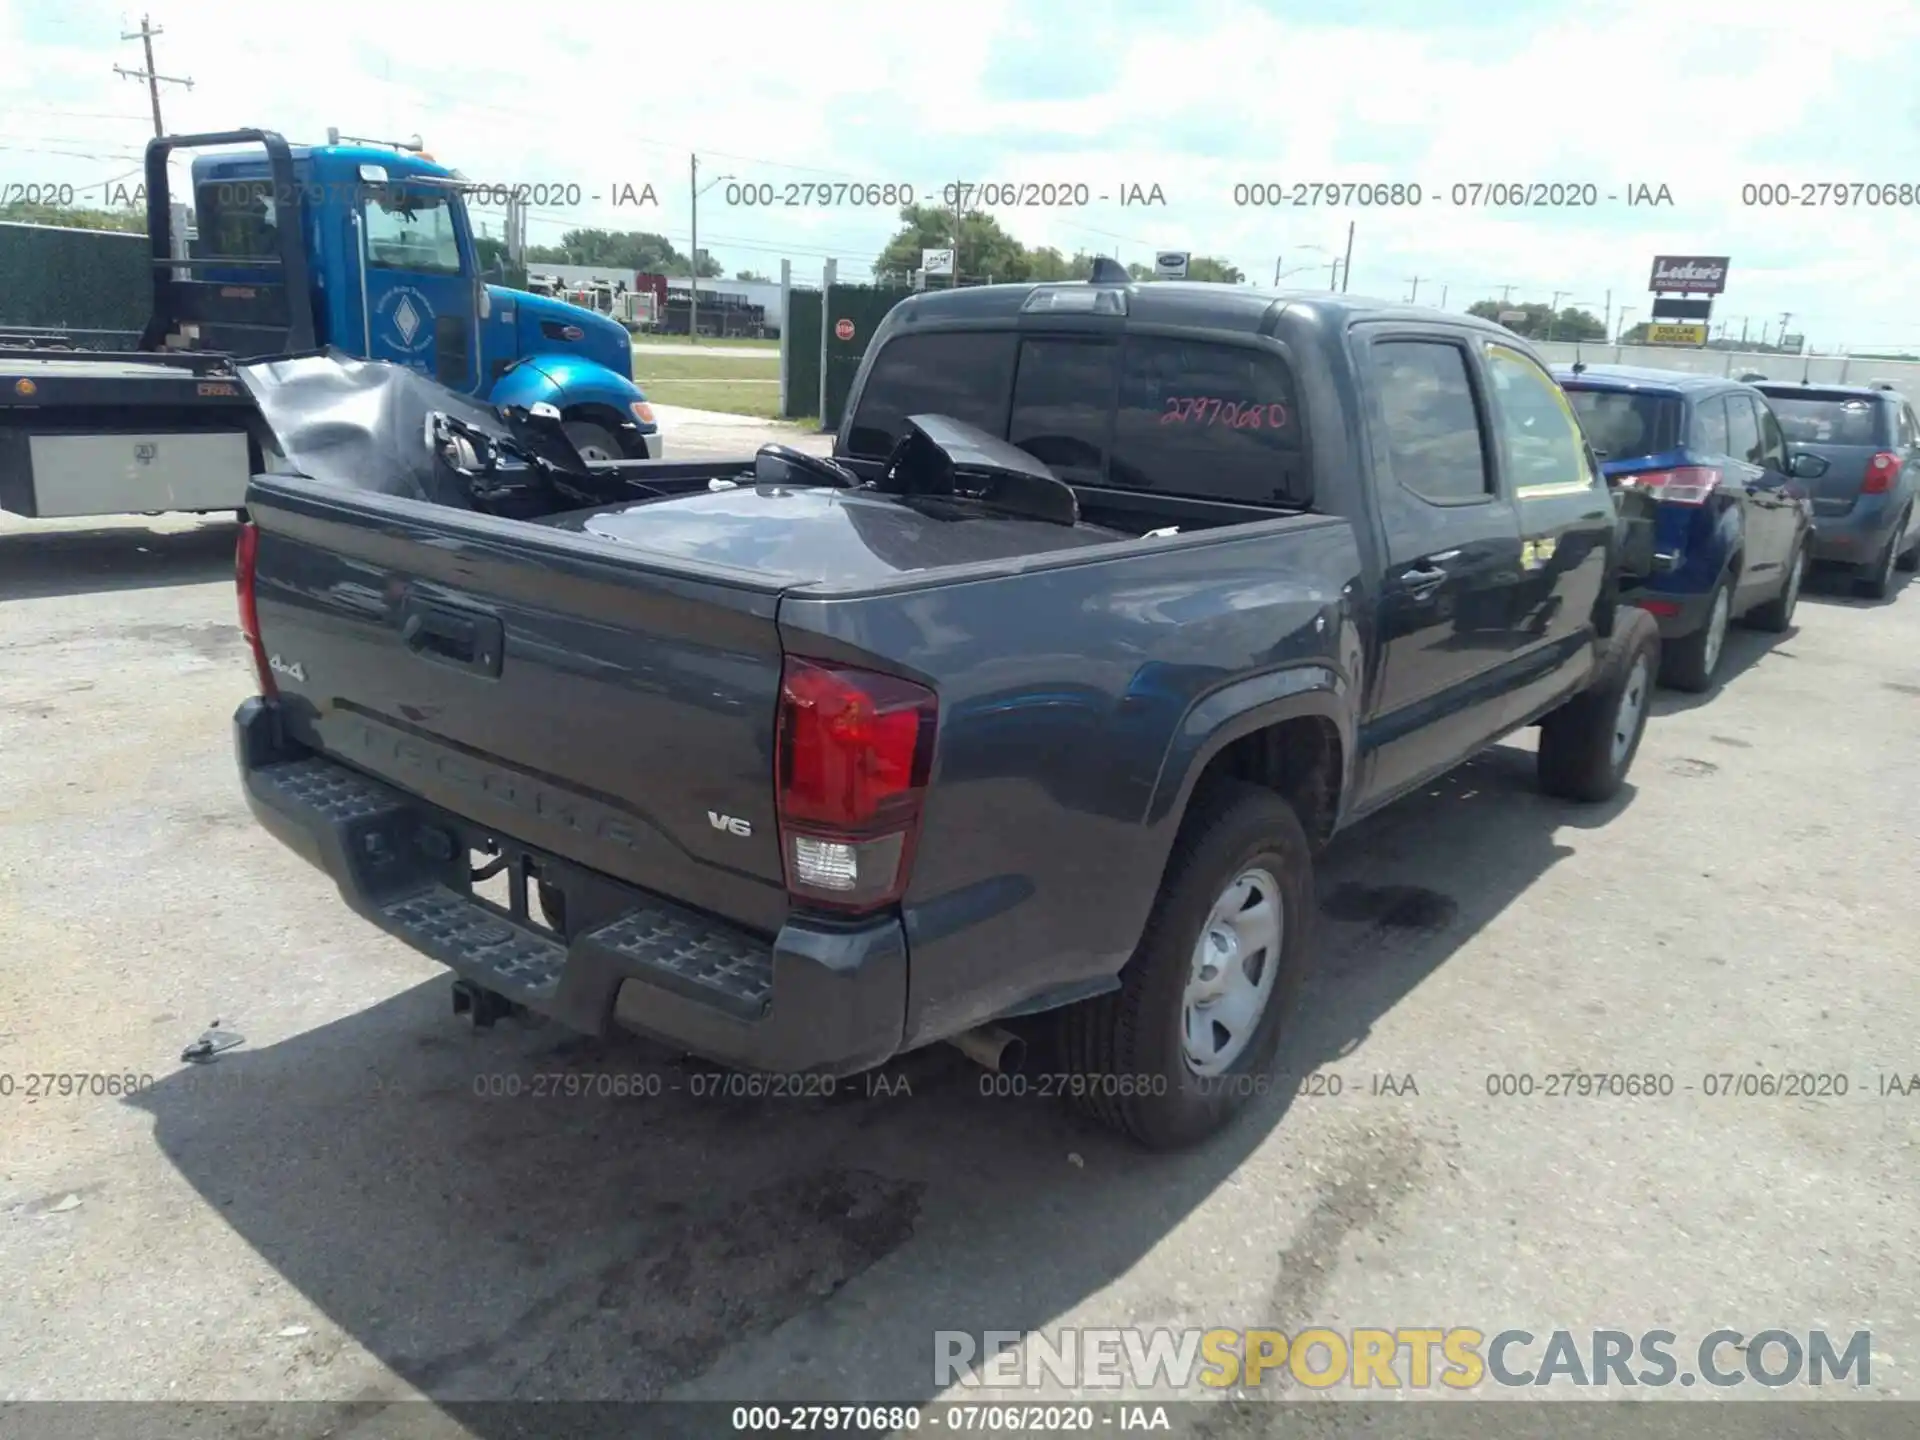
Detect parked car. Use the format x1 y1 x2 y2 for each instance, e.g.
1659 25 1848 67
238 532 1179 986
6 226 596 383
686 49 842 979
1554 365 1815 691
232 286 1660 1150
1750 381 1920 598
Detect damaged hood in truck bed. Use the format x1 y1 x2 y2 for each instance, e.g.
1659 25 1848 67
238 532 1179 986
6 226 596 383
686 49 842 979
235 348 516 508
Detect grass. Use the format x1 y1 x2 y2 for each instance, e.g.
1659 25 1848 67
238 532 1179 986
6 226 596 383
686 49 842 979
633 349 787 418
631 332 780 351
631 352 778 384
641 381 787 419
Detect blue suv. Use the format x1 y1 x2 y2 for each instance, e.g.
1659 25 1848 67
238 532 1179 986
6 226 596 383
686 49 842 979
1553 365 1815 692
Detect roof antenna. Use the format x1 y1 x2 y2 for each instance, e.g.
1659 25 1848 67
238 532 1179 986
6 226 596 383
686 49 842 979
1088 256 1129 285
1571 340 1586 375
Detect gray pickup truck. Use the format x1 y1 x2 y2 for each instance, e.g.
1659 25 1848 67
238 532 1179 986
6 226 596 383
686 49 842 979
231 278 1659 1148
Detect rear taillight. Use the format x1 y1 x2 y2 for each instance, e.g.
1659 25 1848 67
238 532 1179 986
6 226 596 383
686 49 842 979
1863 451 1901 494
1628 466 1723 505
234 522 276 697
775 657 936 912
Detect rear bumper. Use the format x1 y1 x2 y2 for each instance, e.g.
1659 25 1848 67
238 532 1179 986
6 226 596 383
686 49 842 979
1628 585 1717 640
1809 502 1900 565
234 698 904 1076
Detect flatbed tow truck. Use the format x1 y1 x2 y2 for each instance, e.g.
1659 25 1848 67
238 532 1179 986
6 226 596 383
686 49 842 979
0 127 659 523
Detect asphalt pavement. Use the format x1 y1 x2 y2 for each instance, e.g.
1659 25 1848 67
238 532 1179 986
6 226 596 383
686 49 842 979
1 491 1916 1428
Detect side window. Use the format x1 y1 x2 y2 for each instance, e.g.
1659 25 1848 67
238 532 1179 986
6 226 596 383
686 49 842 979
1368 339 1490 503
1008 338 1118 482
1898 404 1918 450
845 331 1018 458
195 179 281 260
361 189 464 275
1691 396 1730 455
1482 342 1594 494
1727 394 1764 466
1756 401 1789 472
1109 337 1307 506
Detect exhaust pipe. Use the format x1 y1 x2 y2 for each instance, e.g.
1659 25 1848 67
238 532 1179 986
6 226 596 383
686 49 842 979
950 1024 1026 1074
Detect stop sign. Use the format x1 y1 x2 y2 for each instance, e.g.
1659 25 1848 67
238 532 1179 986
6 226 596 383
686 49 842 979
834 318 855 341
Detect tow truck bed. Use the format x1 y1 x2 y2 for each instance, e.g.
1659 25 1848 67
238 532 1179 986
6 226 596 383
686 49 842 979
0 347 259 519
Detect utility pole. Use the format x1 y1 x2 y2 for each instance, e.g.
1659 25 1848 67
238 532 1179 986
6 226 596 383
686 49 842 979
1778 312 1793 350
1438 284 1448 309
1499 284 1515 305
1740 316 1750 346
689 155 700 344
1327 258 1341 291
1274 255 1282 287
1406 277 1421 303
1339 220 1354 293
115 15 192 137
1603 289 1611 342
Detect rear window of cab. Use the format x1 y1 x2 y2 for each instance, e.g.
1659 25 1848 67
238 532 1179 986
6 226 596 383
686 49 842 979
846 329 1310 508
1562 386 1682 461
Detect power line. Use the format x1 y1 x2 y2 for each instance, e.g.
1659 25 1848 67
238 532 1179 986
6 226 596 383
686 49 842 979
114 14 193 138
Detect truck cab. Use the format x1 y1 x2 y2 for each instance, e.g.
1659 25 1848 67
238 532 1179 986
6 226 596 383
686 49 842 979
176 129 661 460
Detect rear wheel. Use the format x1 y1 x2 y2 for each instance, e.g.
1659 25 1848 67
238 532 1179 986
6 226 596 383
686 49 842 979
1858 518 1904 599
1659 577 1729 692
562 420 625 463
1537 607 1659 802
1893 510 1918 574
1747 541 1804 633
1056 780 1313 1151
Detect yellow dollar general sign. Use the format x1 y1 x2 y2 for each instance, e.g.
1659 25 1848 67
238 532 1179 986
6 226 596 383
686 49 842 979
1647 323 1707 345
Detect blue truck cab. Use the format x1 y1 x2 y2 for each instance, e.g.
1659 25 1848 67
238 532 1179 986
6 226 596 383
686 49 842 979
175 128 660 460
1553 364 1813 691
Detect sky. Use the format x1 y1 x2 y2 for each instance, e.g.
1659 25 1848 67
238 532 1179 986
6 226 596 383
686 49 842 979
4 0 1920 351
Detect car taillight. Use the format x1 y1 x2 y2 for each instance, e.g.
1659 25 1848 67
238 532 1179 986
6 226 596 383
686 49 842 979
775 657 936 912
234 522 276 697
1630 466 1723 505
1863 451 1901 494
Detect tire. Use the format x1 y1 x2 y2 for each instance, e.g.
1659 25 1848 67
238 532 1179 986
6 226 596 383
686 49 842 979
1537 607 1659 803
1055 780 1314 1150
1658 576 1730 692
562 420 625 463
1857 517 1904 598
1893 510 1918 574
1747 540 1804 633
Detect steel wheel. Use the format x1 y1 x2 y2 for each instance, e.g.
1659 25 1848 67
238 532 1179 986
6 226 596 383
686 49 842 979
1701 585 1730 676
1610 654 1651 770
1182 867 1283 1076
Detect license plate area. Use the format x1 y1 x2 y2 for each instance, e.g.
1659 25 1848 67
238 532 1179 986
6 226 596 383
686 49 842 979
468 841 565 939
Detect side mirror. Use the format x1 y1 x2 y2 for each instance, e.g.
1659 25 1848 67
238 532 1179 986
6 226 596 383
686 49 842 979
1788 451 1829 479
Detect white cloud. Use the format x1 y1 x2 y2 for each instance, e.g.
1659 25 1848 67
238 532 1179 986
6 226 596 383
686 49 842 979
4 0 1919 348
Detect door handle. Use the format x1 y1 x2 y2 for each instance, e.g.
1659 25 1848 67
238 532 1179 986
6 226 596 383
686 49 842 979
399 599 504 677
1400 564 1449 591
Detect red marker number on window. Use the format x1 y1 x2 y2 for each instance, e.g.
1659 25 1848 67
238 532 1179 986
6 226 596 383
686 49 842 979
1159 397 1290 429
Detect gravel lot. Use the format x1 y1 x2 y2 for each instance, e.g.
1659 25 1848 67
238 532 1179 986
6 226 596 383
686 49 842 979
2 468 1916 1432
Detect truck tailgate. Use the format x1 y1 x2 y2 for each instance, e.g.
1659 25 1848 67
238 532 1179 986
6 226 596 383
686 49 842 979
245 472 791 937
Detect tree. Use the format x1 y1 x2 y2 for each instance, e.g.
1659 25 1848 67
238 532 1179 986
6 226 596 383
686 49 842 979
734 269 771 282
524 228 719 276
1185 255 1245 284
874 204 1035 283
0 200 144 233
1467 299 1605 341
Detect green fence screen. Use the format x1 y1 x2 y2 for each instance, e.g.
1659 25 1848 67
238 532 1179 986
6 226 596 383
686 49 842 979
0 222 148 335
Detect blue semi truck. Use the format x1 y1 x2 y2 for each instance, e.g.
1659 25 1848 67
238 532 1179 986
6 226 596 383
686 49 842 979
0 128 659 521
